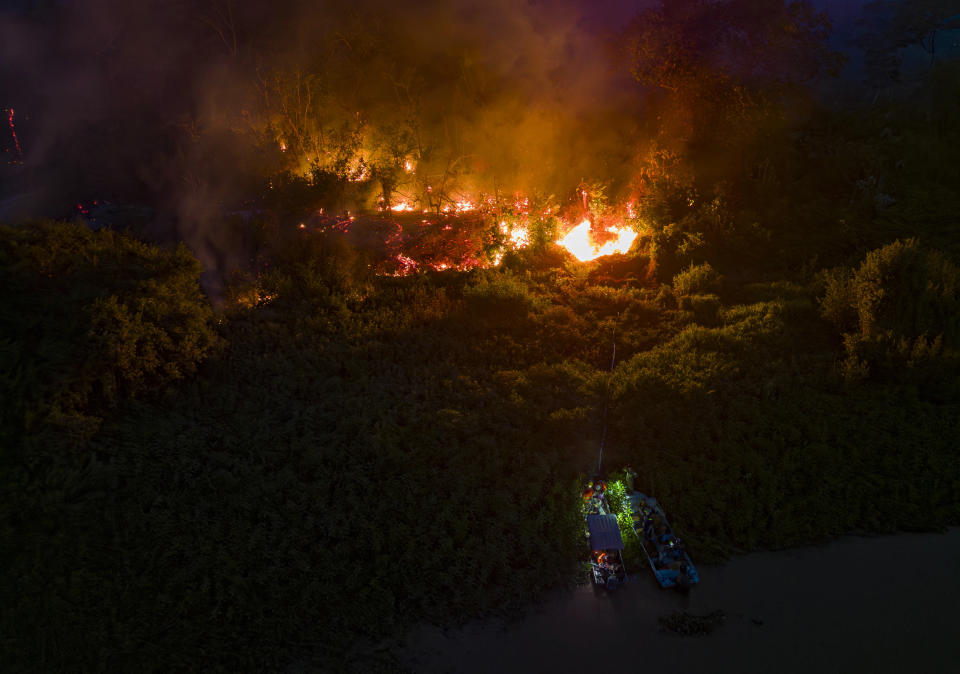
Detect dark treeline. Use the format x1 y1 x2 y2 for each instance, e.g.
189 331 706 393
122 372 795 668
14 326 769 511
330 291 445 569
3 0 960 670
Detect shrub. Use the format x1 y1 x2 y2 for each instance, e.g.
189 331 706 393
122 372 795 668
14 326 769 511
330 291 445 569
816 267 857 332
819 239 960 379
672 262 720 296
0 221 218 438
656 284 678 309
463 272 535 317
680 293 722 325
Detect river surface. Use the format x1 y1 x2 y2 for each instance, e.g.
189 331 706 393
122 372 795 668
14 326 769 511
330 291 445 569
400 529 960 673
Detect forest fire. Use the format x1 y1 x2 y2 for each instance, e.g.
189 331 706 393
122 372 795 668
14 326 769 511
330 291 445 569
331 189 646 277
366 207 637 276
558 219 637 262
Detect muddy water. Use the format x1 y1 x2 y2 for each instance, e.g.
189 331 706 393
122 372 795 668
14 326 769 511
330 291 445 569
401 529 960 673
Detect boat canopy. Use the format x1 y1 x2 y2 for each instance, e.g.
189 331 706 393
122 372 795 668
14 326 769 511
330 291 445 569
586 514 624 551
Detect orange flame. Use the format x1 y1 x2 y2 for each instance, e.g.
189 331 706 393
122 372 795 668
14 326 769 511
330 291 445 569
557 219 637 262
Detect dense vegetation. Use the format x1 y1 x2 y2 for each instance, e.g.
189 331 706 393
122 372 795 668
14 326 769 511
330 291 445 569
3 1 960 671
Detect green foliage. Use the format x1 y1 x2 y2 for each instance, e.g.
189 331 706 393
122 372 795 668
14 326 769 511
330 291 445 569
581 181 611 217
604 479 628 516
260 232 375 314
463 272 537 318
600 477 645 568
819 239 960 380
0 222 218 443
527 216 561 250
608 290 960 558
3 258 593 670
680 294 722 326
672 262 720 296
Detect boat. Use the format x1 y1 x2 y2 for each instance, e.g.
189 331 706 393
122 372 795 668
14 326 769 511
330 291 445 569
586 513 627 590
626 491 699 589
583 480 627 591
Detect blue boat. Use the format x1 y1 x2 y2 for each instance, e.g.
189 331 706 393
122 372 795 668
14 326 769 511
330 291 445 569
627 492 699 589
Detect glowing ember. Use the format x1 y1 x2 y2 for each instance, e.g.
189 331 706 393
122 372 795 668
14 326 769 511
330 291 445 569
442 199 475 214
392 254 418 276
558 219 637 262
6 108 23 162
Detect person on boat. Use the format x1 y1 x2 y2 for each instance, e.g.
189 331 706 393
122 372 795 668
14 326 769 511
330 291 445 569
643 515 655 540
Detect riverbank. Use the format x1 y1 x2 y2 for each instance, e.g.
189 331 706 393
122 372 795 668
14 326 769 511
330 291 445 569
401 529 960 673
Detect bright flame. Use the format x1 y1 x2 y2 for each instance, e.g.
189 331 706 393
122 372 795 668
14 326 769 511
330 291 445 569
443 199 475 214
488 221 532 266
558 219 637 262
279 141 287 152
391 201 415 212
509 225 529 248
404 159 415 173
348 163 369 182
